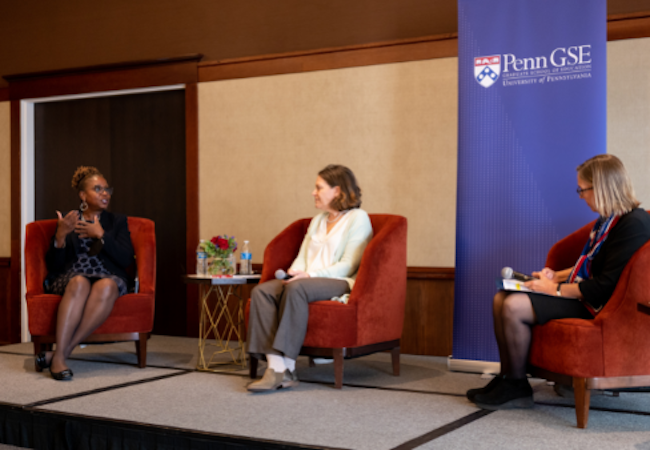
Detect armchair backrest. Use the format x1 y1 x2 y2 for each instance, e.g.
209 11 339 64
260 219 311 283
352 214 408 344
24 217 156 296
544 220 595 271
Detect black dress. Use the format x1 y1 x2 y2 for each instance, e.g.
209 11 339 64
45 211 135 297
528 208 650 324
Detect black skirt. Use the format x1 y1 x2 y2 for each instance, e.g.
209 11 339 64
527 292 593 325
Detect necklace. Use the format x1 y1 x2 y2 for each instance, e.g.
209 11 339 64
326 212 342 223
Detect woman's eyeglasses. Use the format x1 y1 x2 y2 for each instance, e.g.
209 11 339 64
92 185 114 195
576 187 593 196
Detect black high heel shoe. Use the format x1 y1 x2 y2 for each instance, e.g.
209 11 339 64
35 351 51 372
50 368 74 381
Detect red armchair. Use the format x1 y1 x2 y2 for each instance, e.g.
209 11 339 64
247 214 408 388
25 217 156 368
528 217 650 428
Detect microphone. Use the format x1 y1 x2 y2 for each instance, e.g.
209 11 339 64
274 269 293 280
501 267 536 282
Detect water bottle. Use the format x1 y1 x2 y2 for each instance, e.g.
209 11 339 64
240 240 252 275
196 240 208 276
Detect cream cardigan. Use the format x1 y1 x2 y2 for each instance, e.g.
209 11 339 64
289 208 373 289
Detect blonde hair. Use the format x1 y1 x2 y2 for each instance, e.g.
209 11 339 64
577 154 639 216
71 166 103 191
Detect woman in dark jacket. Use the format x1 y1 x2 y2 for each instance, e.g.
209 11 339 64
467 154 650 409
38 166 135 380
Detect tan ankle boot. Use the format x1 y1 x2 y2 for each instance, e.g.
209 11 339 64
247 368 285 392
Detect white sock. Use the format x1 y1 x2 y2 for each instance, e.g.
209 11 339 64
266 354 286 373
284 357 296 372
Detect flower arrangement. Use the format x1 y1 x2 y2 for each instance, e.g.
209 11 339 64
201 235 237 275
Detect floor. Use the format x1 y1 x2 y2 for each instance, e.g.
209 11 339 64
1 335 650 449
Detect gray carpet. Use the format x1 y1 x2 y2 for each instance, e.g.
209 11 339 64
2 336 650 449
0 352 182 405
40 372 478 450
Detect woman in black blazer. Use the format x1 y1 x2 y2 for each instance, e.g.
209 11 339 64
38 166 135 381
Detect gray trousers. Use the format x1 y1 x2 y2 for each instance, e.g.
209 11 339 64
247 278 350 360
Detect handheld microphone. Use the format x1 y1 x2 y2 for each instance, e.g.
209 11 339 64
501 267 536 282
274 269 293 280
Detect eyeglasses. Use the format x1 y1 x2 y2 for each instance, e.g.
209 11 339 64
92 185 114 195
576 187 593 196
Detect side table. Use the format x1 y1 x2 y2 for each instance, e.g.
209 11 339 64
183 274 260 371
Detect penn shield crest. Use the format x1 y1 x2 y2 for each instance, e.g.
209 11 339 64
475 55 501 88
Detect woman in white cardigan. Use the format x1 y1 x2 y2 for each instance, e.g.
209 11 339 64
247 165 373 392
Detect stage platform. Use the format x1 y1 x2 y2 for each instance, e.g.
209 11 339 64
1 336 650 449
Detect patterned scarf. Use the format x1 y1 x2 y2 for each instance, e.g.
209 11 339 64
567 214 620 315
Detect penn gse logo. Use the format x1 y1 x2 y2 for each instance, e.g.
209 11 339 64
475 55 501 88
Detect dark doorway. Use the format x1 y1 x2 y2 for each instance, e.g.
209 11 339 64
34 89 187 336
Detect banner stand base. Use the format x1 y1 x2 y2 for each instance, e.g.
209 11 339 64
447 357 501 374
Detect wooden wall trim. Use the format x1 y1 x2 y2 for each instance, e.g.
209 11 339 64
250 264 454 280
0 88 8 102
407 267 454 280
9 100 21 343
197 14 648 83
5 55 203 101
185 83 200 337
198 34 458 82
608 13 650 41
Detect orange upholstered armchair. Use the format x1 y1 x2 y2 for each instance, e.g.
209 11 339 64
528 218 650 428
247 214 408 388
25 217 156 368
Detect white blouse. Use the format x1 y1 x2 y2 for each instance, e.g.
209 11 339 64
305 211 353 275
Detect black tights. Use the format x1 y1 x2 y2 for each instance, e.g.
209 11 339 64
493 291 537 379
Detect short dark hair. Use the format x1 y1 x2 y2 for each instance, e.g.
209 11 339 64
318 164 362 211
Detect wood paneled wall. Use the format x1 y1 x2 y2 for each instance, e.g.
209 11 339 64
0 258 11 345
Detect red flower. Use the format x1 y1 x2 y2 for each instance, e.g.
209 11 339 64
210 237 219 245
216 237 229 250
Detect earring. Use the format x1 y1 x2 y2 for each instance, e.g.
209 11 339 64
80 201 88 211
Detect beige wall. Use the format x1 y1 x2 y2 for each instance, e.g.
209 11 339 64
0 39 644 265
0 102 10 257
608 37 650 207
199 58 458 267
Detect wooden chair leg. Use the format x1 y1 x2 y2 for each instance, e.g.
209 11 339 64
391 346 400 376
333 348 344 389
249 355 259 379
135 333 148 368
573 377 591 429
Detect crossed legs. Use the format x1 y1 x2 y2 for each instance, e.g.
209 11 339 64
493 291 537 378
47 276 119 374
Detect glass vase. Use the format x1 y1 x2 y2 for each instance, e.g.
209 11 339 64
209 254 236 276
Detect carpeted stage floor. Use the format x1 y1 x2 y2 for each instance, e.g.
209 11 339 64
1 336 650 449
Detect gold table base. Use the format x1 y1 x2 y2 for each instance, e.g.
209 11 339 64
197 283 247 371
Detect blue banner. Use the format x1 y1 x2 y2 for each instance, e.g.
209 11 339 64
454 0 607 362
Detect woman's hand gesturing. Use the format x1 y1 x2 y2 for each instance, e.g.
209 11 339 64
75 215 105 240
54 210 78 248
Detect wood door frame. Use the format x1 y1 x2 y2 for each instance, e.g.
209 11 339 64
6 56 201 342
